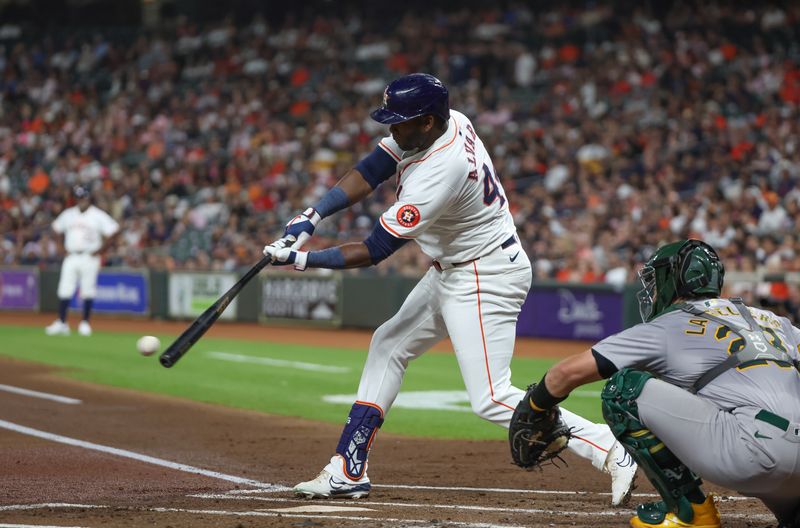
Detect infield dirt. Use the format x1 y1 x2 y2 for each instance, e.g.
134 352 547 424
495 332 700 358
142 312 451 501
0 314 775 527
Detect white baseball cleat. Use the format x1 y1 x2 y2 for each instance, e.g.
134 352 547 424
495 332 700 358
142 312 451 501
294 456 371 499
606 441 637 506
45 320 70 336
78 320 92 336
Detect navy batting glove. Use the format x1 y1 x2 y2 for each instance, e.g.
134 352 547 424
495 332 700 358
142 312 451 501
284 207 321 249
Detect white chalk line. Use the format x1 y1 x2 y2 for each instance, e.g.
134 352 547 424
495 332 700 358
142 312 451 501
0 384 82 405
0 419 288 491
374 484 753 502
1 502 774 524
228 483 754 502
207 351 350 373
0 525 86 528
228 486 599 497
149 508 526 528
188 493 630 517
377 483 604 495
0 504 524 528
266 504 375 513
188 493 765 519
0 503 104 512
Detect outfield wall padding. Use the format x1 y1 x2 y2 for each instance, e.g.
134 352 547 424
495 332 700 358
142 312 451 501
28 266 643 340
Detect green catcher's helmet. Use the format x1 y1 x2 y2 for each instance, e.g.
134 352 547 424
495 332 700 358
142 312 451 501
637 239 725 322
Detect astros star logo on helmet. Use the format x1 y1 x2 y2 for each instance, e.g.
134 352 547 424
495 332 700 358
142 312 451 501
396 204 421 228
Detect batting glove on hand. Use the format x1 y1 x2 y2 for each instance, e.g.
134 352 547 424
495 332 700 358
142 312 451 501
263 237 308 271
284 207 321 250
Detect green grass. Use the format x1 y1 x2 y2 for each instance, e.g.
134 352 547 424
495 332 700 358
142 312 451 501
0 325 606 440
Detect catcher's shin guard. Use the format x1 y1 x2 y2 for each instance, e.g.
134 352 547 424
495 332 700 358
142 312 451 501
335 402 384 480
601 369 704 525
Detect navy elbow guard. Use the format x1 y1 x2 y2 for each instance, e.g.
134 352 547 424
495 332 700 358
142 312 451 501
355 146 397 189
363 222 408 264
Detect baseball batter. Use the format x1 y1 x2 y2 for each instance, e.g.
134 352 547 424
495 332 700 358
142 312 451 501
45 185 119 337
263 73 636 503
518 239 800 527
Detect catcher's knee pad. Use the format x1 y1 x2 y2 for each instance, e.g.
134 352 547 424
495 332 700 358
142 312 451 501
335 402 384 480
602 369 702 524
601 368 652 437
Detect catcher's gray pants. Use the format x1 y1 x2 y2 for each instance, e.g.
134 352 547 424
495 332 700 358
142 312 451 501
637 379 800 523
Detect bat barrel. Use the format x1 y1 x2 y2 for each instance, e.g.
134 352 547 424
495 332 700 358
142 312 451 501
159 353 177 368
157 256 272 368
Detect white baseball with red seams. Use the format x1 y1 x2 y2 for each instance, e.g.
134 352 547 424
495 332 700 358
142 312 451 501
137 336 160 357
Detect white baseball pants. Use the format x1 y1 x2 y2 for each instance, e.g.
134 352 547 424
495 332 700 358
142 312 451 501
57 253 101 300
356 242 617 470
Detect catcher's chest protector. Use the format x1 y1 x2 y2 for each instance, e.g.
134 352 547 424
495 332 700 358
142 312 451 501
679 298 800 393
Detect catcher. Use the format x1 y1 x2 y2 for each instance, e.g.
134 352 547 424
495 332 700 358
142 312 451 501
509 239 800 528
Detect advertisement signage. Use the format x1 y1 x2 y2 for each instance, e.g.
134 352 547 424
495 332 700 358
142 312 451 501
518 287 623 340
0 268 39 310
69 270 148 315
262 273 340 324
169 272 237 320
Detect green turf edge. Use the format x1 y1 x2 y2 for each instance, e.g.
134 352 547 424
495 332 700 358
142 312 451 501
0 325 607 440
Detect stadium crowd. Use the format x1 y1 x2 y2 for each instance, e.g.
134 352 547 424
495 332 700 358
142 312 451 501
1 2 799 313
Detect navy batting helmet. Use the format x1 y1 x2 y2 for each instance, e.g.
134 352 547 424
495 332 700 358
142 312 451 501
370 73 450 125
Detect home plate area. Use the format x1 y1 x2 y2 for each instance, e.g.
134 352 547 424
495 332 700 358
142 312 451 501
265 504 375 513
0 359 777 528
178 485 774 528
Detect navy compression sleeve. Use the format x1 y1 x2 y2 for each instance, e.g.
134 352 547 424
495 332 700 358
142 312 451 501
355 146 398 189
314 187 349 218
363 220 408 264
306 247 347 269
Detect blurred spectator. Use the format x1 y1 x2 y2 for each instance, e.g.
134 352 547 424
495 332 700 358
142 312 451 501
0 1 799 320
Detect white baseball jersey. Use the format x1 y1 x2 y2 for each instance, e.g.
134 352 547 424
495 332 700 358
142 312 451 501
377 110 516 263
52 205 119 254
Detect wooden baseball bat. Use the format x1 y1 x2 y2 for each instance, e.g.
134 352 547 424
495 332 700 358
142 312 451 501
159 256 272 368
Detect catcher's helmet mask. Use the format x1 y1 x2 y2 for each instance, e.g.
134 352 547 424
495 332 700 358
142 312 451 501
370 73 450 125
637 239 725 322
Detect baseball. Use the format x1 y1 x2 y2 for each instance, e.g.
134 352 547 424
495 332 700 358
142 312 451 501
136 335 160 357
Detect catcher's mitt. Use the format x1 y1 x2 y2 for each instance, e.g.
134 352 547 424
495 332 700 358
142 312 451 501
509 384 571 468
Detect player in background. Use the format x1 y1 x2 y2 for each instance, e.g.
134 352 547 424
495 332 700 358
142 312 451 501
45 184 120 336
263 73 637 504
514 239 800 528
